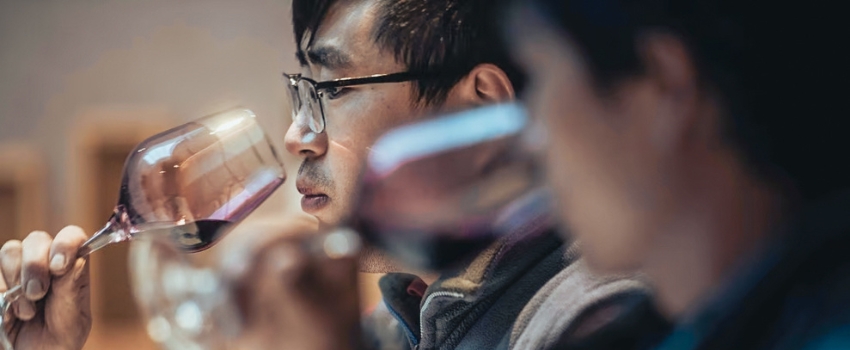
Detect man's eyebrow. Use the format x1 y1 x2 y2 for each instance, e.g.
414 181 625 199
304 46 353 70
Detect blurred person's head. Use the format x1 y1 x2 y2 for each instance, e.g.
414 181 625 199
284 0 523 271
508 0 844 313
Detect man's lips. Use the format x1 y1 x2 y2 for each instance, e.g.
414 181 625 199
300 194 330 213
297 184 330 213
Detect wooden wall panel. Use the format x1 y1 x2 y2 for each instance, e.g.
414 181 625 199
0 144 46 241
0 185 17 242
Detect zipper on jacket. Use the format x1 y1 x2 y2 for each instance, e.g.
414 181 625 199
419 291 465 344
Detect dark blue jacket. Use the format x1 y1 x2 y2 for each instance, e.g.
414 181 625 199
655 189 850 350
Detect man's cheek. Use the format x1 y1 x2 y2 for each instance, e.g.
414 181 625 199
326 141 365 195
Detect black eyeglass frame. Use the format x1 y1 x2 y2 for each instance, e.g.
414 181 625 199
284 71 424 133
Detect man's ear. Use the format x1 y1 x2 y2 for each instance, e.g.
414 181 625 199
640 33 698 101
637 32 702 154
449 63 515 106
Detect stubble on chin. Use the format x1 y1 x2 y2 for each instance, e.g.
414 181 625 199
358 243 405 273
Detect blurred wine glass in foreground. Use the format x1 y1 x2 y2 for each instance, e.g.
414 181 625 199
0 108 285 350
356 102 552 270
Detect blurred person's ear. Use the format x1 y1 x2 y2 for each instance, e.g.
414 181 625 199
637 33 703 154
445 63 515 108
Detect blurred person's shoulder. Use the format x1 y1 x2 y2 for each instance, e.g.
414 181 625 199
507 252 668 350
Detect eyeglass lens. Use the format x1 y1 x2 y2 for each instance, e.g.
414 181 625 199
287 79 325 134
287 81 302 121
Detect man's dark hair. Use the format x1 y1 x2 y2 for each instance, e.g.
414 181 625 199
292 0 525 105
520 0 847 203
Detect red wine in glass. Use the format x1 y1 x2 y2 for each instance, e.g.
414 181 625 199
0 108 285 349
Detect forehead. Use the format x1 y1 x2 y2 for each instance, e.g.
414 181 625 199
302 0 402 74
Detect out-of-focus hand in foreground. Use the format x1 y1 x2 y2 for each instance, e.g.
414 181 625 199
221 218 362 350
0 226 92 350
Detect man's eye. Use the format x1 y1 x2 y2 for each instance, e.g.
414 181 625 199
323 86 347 100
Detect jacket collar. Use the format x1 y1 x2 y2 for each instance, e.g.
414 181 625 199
379 215 573 349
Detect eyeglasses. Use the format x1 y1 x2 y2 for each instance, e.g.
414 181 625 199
284 71 422 134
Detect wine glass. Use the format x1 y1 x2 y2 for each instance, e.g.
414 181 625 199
356 102 552 270
0 108 286 350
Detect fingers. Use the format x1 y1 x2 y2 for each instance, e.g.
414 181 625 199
0 226 92 350
0 231 50 322
0 226 91 324
16 231 51 320
21 231 52 302
0 240 22 290
49 226 88 276
0 239 22 322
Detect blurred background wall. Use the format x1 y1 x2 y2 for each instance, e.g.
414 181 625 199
0 0 382 348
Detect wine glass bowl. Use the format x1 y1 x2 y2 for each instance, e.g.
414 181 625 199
116 108 285 252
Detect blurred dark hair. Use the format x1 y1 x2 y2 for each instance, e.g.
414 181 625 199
292 0 525 105
520 0 847 202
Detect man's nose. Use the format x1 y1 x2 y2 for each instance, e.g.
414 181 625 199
285 114 328 158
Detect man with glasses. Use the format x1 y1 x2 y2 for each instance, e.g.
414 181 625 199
277 0 654 349
0 0 652 349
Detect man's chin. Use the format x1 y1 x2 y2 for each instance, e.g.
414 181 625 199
358 243 406 273
313 207 346 231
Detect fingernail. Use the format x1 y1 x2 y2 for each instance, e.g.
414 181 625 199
26 280 44 298
72 258 88 281
50 254 67 271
